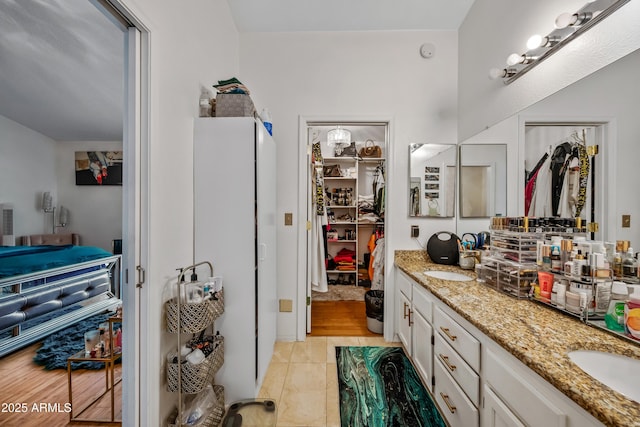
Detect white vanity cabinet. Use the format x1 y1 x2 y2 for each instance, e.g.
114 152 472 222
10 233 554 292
433 306 480 427
394 269 604 427
395 270 435 391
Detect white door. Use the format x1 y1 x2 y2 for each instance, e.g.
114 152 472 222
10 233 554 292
256 121 277 386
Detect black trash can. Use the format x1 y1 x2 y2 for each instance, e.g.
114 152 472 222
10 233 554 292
365 290 384 334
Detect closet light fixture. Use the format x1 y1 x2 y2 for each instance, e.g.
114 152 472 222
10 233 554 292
327 126 351 155
489 0 629 84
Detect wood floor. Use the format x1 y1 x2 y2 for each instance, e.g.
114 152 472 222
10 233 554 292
0 342 122 427
308 300 379 337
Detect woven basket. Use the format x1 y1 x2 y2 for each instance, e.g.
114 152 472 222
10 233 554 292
167 384 225 427
167 336 225 394
165 289 224 333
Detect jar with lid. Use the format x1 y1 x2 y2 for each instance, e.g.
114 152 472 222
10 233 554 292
605 281 629 332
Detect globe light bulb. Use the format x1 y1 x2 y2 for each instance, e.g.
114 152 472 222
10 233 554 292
488 68 505 80
527 34 544 50
555 12 575 29
506 53 523 66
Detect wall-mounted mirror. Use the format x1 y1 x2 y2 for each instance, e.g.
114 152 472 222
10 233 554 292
408 144 456 217
459 144 507 218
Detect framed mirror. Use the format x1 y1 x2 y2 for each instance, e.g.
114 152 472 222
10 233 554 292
408 144 456 217
459 144 507 218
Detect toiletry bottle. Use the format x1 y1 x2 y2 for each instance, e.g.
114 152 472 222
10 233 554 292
624 290 640 339
622 248 639 283
551 245 562 272
605 281 629 332
261 108 273 136
594 279 612 315
572 251 585 278
542 245 552 271
556 281 566 309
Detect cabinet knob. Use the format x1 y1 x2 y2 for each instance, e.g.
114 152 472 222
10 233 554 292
440 327 457 342
440 392 457 414
438 353 457 372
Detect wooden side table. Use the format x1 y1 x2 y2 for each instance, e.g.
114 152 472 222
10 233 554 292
67 316 122 424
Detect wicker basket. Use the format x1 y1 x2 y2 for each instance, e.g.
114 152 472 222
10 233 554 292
167 384 225 427
167 336 225 394
165 289 224 333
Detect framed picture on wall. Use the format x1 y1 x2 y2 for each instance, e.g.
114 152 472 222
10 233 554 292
75 151 123 185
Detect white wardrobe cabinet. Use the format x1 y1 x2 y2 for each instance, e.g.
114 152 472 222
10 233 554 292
194 117 277 404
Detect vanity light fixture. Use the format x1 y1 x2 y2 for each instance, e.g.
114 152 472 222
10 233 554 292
327 125 351 155
489 0 629 84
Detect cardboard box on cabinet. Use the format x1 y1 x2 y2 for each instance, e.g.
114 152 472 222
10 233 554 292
215 94 255 117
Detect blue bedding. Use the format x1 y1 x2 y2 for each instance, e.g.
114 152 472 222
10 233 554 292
0 245 114 279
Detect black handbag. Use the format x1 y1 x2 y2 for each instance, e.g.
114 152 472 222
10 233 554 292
323 164 342 177
335 141 356 157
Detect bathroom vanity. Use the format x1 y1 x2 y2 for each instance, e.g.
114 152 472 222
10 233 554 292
395 250 640 427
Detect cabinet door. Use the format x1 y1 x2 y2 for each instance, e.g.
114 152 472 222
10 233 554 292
412 309 433 392
482 385 525 427
396 290 412 354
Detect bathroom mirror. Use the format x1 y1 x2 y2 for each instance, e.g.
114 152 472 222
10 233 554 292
459 144 507 218
408 144 456 217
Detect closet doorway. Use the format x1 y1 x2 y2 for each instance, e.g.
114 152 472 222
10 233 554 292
303 120 388 336
522 120 612 241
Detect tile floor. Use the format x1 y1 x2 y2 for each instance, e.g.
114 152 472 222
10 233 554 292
258 336 401 427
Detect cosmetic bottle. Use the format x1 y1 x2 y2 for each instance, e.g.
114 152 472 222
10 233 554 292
556 281 567 309
542 245 552 271
622 248 639 283
605 281 629 332
594 279 612 315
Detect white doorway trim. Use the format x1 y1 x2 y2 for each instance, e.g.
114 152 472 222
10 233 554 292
296 115 393 341
94 1 151 425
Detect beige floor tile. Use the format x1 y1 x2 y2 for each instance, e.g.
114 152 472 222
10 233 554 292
258 361 289 402
326 362 340 426
277 389 326 426
290 337 328 363
326 336 361 362
272 340 295 362
284 362 326 392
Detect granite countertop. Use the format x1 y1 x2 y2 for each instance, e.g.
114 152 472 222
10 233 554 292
395 250 640 427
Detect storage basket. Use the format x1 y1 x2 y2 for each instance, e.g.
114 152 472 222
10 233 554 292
215 93 255 117
165 289 224 333
167 384 225 427
167 336 225 394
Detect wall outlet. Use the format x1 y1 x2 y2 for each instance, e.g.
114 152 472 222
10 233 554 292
622 214 631 228
279 299 293 312
284 212 293 226
411 225 419 238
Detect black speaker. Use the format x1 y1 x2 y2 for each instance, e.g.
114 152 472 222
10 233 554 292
427 232 460 265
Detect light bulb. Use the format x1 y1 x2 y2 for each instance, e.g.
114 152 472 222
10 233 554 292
506 53 523 66
527 34 544 50
488 68 505 80
555 12 575 29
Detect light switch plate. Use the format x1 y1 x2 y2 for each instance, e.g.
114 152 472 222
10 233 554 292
279 299 293 312
284 212 293 226
411 225 419 238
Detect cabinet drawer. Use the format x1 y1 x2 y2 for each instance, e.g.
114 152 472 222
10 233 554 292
412 283 433 323
434 359 479 427
434 307 480 372
485 348 566 427
397 272 412 299
435 332 479 406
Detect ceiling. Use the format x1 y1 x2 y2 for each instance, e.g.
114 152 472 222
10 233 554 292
0 0 474 141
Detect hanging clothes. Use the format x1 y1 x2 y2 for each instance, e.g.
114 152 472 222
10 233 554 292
371 236 385 290
550 142 572 216
310 141 328 293
525 152 548 215
528 155 553 217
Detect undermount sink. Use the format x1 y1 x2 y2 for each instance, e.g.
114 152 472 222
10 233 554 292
568 350 640 402
423 270 473 282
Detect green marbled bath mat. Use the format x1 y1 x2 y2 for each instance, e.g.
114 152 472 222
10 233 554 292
336 346 446 427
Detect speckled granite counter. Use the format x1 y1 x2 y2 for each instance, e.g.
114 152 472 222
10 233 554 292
395 250 640 427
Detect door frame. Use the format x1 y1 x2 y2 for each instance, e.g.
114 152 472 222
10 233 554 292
93 1 151 425
296 115 393 341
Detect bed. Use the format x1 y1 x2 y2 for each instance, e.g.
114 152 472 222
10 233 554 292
0 234 121 357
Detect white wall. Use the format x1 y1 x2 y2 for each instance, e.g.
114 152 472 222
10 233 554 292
55 141 122 251
458 0 640 141
238 30 459 340
0 115 60 241
119 0 240 424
